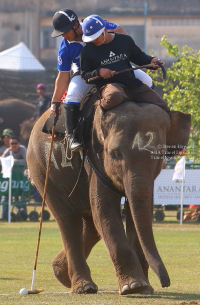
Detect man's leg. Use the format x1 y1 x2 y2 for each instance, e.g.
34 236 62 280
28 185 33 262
128 84 170 113
64 75 95 152
100 83 128 111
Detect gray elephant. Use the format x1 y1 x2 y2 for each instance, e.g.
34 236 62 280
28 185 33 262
0 99 36 145
27 101 191 295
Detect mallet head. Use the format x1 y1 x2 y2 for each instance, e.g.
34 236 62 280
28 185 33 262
20 288 44 295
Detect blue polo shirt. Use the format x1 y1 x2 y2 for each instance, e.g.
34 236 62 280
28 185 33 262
57 20 118 73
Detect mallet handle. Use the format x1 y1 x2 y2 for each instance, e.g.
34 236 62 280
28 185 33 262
88 63 155 83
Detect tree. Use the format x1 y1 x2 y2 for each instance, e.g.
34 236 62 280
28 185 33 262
148 36 200 162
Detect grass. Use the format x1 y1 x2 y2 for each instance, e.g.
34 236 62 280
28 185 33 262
0 217 200 305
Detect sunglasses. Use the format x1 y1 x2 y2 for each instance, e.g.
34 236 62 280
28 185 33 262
10 142 18 145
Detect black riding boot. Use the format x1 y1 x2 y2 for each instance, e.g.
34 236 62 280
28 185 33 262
64 104 83 152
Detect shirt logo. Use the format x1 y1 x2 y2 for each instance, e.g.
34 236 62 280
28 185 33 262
58 56 62 65
109 51 115 57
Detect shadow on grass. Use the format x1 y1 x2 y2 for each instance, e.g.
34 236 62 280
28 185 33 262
125 291 200 300
0 278 20 280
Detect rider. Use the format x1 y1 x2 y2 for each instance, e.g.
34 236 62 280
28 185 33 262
80 15 170 113
50 9 154 152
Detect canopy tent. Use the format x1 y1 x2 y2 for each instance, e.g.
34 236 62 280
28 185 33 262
0 42 45 71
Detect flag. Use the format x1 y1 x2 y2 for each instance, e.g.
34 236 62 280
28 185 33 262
172 156 186 180
0 155 14 178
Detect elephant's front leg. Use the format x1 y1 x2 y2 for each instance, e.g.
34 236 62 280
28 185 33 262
89 174 149 295
52 215 100 293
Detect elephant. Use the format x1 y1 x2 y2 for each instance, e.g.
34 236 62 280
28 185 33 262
20 118 37 147
27 100 191 295
0 99 36 145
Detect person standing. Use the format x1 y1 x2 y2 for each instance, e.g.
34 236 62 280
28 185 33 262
33 83 51 120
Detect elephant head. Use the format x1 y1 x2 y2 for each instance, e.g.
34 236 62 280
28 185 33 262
90 101 191 289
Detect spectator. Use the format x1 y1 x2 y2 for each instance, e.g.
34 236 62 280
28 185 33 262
0 129 14 156
1 136 27 220
32 83 51 120
2 136 26 164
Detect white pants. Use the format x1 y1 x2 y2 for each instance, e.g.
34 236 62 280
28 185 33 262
64 71 154 105
133 67 154 88
65 75 94 106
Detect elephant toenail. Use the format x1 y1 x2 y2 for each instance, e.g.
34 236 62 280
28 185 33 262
83 284 98 294
130 282 141 289
121 284 129 294
77 287 83 294
141 280 148 287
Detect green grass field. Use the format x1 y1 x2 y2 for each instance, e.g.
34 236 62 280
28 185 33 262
0 218 200 305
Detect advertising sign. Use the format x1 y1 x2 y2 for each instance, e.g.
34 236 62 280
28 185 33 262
154 169 200 205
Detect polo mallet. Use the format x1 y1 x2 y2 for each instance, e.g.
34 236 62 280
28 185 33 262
29 103 60 295
88 62 166 82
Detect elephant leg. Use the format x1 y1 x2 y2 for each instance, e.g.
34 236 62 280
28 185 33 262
53 209 98 294
125 200 154 294
90 174 150 295
52 215 100 292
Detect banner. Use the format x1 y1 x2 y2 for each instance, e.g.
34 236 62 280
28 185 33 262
154 169 200 205
0 165 34 197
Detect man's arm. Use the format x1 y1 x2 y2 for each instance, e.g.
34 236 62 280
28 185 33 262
51 71 70 103
112 26 127 34
128 36 153 66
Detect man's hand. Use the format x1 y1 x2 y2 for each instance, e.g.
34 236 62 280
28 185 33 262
151 58 165 69
99 68 116 79
50 102 61 117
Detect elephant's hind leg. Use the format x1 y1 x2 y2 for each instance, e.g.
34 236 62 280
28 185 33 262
52 215 100 293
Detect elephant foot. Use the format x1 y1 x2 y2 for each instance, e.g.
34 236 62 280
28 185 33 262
72 282 98 294
120 280 149 295
138 285 154 295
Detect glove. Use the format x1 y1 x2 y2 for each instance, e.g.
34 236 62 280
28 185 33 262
50 102 61 117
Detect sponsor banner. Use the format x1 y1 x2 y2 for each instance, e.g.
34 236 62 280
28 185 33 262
0 166 34 197
154 169 200 205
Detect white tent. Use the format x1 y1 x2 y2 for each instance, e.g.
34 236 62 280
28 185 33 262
0 42 45 71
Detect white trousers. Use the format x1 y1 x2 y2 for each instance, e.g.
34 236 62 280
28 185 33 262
65 75 94 106
64 71 153 105
133 67 154 88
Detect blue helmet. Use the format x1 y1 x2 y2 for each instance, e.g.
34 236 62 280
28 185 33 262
82 15 105 42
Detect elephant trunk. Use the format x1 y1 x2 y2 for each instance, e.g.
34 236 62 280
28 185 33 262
123 171 170 288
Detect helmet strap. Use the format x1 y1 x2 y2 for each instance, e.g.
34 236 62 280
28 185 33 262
73 21 81 38
102 29 106 44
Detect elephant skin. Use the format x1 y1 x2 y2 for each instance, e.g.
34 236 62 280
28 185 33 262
89 101 190 293
27 109 100 294
27 102 191 295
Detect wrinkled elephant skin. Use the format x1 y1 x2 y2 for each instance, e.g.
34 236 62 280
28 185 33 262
90 102 190 292
27 110 100 294
27 102 191 295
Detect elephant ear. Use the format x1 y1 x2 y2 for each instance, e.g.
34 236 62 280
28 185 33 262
166 111 191 154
